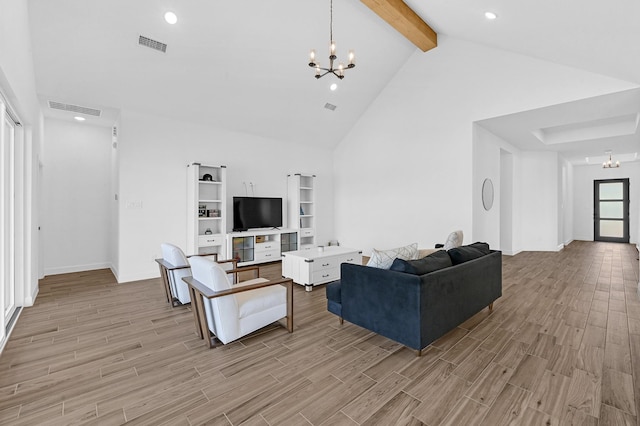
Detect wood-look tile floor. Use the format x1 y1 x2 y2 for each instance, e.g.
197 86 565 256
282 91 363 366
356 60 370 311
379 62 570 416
1 241 639 425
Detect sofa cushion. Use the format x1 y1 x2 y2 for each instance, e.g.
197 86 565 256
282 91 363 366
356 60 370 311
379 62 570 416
390 250 452 275
366 243 418 269
448 242 491 265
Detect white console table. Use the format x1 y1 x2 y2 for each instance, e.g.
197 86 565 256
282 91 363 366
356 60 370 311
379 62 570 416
281 246 362 291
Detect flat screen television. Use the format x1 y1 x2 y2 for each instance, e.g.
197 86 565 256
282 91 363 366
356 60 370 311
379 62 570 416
233 197 283 231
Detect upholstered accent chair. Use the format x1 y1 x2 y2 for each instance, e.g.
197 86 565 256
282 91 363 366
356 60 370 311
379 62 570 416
156 243 219 306
184 256 293 347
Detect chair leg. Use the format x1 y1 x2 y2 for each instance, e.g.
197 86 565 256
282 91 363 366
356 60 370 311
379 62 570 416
286 280 294 333
488 302 494 313
158 264 172 305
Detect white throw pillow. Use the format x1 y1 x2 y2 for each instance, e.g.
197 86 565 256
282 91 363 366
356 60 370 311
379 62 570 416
444 230 463 251
366 243 418 269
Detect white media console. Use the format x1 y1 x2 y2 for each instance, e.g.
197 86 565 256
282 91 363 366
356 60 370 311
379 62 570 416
227 228 305 267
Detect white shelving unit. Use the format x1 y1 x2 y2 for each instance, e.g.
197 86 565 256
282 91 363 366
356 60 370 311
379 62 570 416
288 173 316 250
187 163 227 258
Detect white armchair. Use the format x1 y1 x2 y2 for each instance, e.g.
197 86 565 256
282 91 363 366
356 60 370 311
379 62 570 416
184 256 293 347
155 243 220 306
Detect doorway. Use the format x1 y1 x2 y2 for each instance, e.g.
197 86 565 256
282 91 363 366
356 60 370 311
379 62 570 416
594 179 629 243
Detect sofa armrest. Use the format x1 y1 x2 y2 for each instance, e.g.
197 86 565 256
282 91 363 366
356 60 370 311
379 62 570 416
418 251 502 344
340 263 423 350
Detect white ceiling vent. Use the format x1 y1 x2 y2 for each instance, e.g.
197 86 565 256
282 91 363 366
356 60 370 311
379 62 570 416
138 35 167 53
48 101 101 117
324 103 337 111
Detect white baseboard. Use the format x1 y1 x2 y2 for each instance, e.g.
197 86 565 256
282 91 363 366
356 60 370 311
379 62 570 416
24 285 39 307
116 271 160 284
501 249 522 256
556 244 564 252
564 239 574 246
44 262 112 276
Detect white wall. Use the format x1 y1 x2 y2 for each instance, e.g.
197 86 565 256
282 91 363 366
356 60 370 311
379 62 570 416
573 162 640 244
472 125 523 254
520 151 561 251
42 118 112 275
561 159 574 246
472 125 501 249
500 150 514 254
333 36 636 255
116 109 335 282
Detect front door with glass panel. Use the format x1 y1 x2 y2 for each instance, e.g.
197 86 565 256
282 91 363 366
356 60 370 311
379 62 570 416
594 179 629 243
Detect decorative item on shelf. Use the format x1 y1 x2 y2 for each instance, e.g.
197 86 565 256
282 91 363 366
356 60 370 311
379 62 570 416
256 235 266 243
603 150 620 168
204 228 212 235
198 204 206 217
308 0 355 80
300 206 305 215
328 240 340 246
207 209 220 217
201 173 214 181
317 246 325 252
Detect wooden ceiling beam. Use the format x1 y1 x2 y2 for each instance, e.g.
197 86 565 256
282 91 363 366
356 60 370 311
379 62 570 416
361 0 437 52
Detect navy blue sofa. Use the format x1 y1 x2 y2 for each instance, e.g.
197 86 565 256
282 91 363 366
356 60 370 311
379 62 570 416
326 248 502 355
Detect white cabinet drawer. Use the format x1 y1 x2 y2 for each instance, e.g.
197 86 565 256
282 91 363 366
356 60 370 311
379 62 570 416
339 253 362 265
311 256 340 272
300 229 314 237
198 234 223 247
255 249 280 262
255 242 278 253
312 267 339 284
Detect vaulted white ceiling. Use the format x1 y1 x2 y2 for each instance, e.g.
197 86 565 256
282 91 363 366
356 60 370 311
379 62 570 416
28 0 640 158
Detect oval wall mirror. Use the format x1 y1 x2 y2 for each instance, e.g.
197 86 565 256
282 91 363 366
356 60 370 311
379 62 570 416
482 178 494 211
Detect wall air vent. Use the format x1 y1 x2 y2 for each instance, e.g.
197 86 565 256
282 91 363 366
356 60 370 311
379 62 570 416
324 103 337 111
48 101 101 117
138 35 167 53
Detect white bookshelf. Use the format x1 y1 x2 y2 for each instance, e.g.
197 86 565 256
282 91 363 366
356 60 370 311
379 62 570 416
186 163 227 258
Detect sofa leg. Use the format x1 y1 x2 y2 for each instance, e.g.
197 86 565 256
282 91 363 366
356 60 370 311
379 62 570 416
416 349 422 357
488 302 494 313
339 317 344 325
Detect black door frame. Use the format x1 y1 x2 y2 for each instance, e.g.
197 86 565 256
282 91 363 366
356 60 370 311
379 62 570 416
593 178 630 243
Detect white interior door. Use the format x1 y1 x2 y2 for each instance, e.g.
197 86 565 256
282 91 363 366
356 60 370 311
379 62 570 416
1 106 16 326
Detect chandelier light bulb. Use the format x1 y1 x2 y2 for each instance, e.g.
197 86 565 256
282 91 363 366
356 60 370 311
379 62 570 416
348 50 355 67
330 41 337 59
309 49 317 66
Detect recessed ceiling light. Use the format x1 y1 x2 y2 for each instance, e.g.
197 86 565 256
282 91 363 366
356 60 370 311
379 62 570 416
330 83 337 91
74 116 86 122
164 11 178 25
485 12 497 20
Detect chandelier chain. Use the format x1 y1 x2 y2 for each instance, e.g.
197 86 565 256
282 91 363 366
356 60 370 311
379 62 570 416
330 0 333 43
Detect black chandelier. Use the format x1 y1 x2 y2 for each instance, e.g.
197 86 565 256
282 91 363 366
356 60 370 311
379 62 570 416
308 0 355 79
